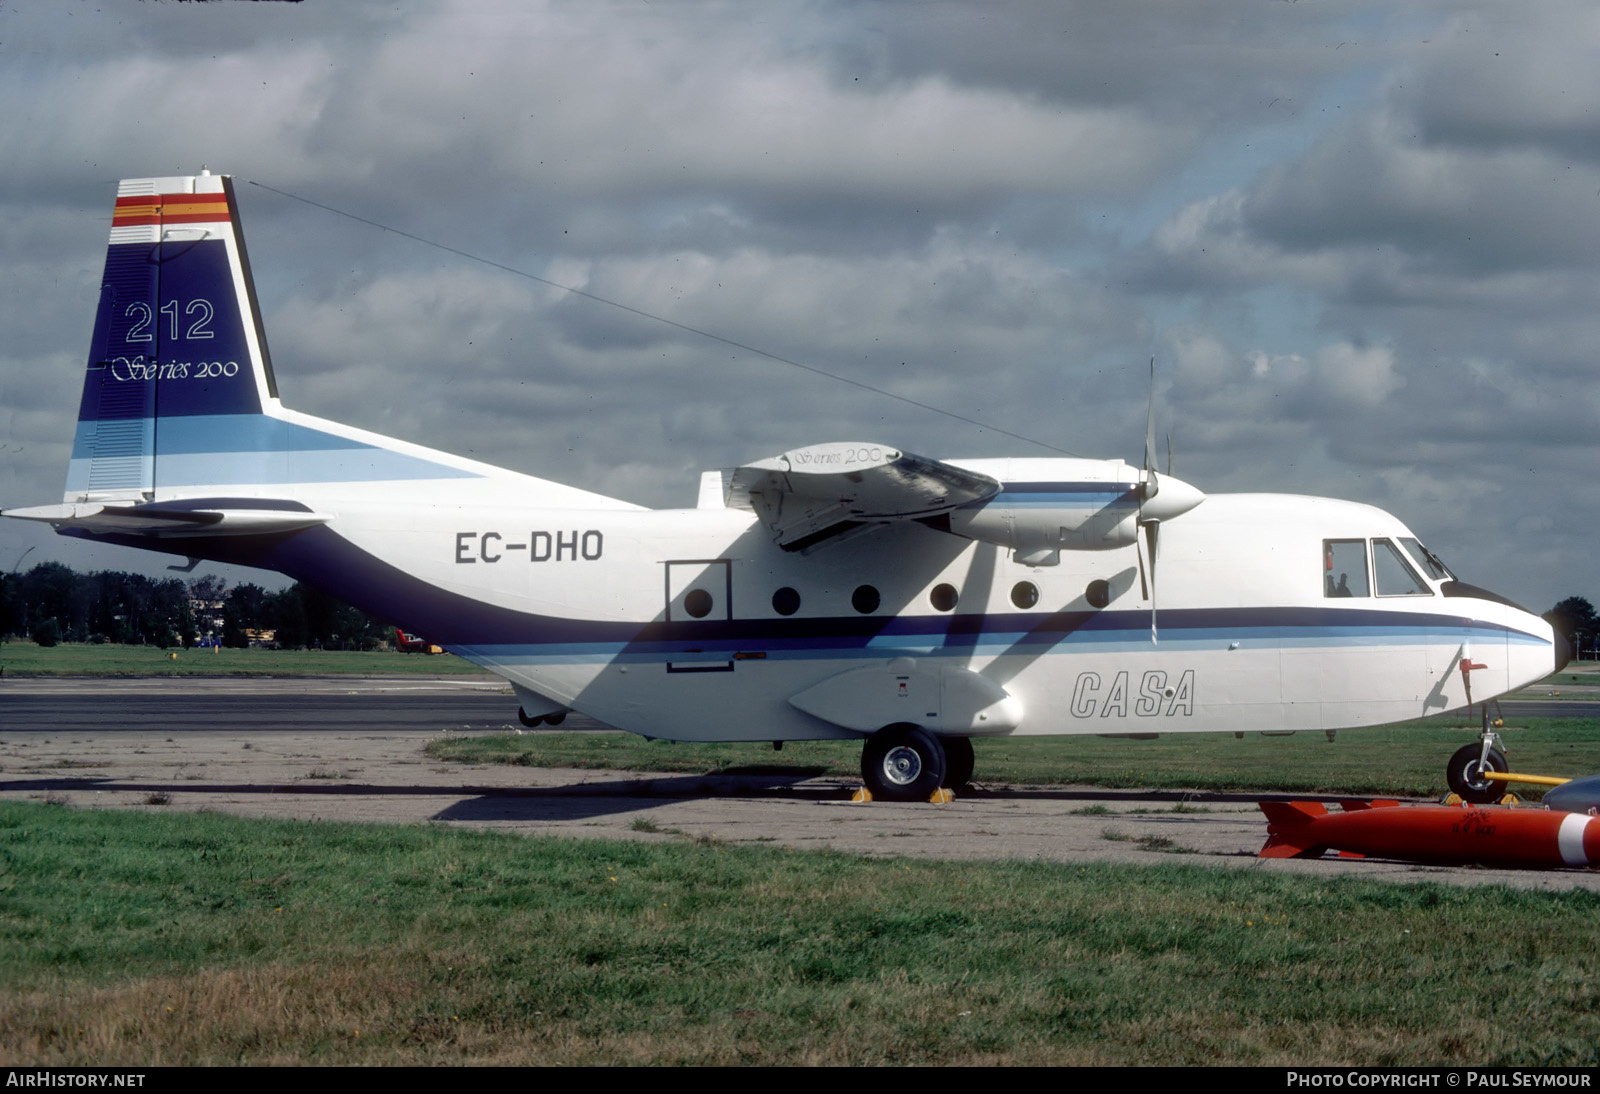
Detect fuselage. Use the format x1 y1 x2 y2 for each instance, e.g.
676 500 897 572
142 454 1556 746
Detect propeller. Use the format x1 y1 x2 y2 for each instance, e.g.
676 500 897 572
1134 362 1204 642
1138 360 1162 643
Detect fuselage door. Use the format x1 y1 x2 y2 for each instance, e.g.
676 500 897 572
665 558 733 673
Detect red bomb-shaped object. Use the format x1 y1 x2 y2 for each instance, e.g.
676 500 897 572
1258 799 1600 868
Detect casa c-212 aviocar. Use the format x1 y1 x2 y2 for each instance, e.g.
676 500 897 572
3 172 1570 802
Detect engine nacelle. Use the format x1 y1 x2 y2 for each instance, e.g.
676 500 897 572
940 459 1204 565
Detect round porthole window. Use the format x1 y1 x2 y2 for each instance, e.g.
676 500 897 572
1011 581 1039 609
772 586 801 616
929 583 958 612
1086 579 1111 609
684 588 713 618
852 585 881 614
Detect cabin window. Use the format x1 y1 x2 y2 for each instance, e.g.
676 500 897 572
1373 539 1430 596
1323 540 1369 598
771 587 801 616
684 589 714 618
1011 581 1039 609
930 583 958 612
851 585 881 614
1086 579 1110 609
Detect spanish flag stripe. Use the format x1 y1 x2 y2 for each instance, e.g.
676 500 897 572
111 194 231 227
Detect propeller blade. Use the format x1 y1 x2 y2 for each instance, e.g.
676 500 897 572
1140 359 1161 642
1143 357 1158 482
1139 358 1162 508
1144 518 1160 644
1135 526 1150 601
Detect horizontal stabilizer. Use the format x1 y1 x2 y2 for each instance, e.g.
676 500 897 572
3 500 330 539
726 442 999 551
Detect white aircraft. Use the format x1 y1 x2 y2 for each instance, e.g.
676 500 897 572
4 172 1570 802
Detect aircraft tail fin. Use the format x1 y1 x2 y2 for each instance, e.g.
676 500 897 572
1257 800 1329 858
68 172 277 502
26 171 631 517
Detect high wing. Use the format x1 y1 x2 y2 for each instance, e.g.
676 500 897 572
723 442 1001 552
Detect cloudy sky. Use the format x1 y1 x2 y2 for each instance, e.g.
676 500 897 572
2 0 1596 613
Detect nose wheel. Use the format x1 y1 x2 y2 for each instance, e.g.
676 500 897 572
1445 677 1511 804
1446 702 1507 804
1447 742 1508 804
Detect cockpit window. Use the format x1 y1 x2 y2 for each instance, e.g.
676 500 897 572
1373 539 1431 596
1323 540 1369 598
1399 537 1452 582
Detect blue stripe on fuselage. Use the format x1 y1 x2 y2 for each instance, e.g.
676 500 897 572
460 610 1539 667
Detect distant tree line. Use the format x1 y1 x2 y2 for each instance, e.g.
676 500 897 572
1544 596 1599 659
0 562 393 650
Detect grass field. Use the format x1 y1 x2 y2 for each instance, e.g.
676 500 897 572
5 654 1598 1063
2 800 1596 1066
0 640 493 677
427 716 1600 800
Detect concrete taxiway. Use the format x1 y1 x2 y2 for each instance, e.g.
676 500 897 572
2 675 1597 891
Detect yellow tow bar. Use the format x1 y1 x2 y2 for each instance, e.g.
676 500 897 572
1481 771 1571 788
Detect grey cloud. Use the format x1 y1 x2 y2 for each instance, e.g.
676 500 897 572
1399 6 1600 161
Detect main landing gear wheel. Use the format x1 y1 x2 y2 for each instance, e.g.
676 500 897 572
1447 743 1508 804
861 724 947 802
942 736 975 790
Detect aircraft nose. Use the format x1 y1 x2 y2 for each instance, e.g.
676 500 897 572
1554 629 1573 674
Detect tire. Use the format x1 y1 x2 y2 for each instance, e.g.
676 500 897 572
517 708 545 728
942 736 975 790
1447 743 1508 804
861 724 947 802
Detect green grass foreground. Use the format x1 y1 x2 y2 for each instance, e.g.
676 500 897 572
1 802 1595 1066
427 717 1600 799
0 641 493 677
